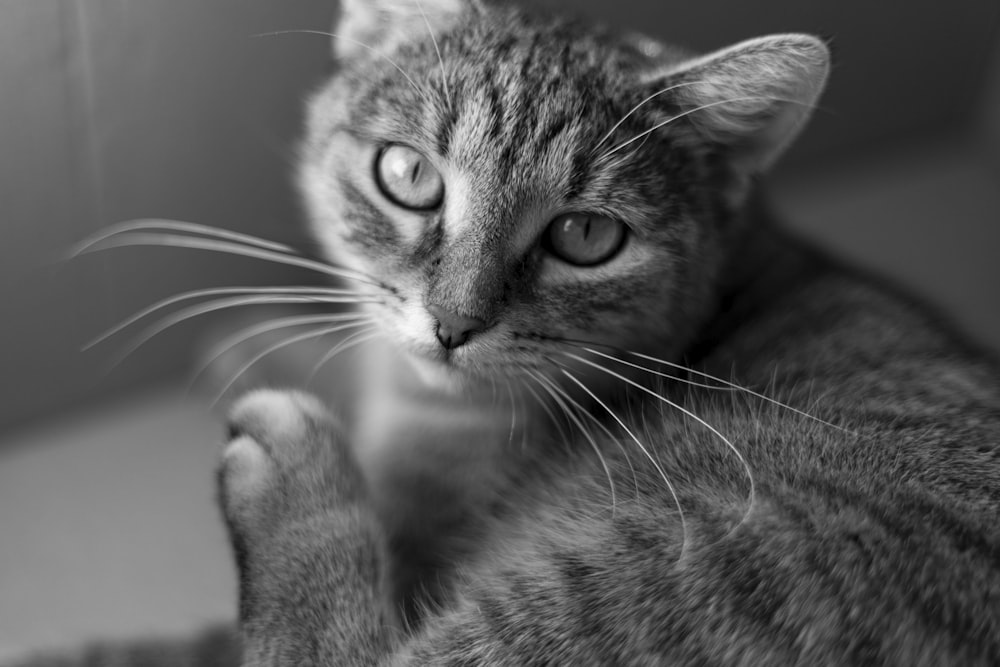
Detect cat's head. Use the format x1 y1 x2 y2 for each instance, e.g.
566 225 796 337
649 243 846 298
299 0 828 386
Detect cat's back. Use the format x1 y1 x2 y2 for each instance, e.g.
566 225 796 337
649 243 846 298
684 224 1000 531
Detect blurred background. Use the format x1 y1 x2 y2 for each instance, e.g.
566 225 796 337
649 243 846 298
1 0 998 659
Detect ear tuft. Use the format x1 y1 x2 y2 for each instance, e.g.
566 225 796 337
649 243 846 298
643 34 830 172
333 0 467 60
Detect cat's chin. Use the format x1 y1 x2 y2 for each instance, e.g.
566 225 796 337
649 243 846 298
402 351 478 395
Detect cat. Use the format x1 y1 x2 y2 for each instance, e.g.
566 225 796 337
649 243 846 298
11 0 1000 664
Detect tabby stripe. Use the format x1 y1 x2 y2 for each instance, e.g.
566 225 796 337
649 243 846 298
565 149 593 200
486 80 504 141
532 114 570 155
340 180 399 250
771 479 1000 655
758 491 891 662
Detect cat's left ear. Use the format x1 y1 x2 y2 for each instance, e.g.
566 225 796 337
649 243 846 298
641 34 830 173
333 0 468 60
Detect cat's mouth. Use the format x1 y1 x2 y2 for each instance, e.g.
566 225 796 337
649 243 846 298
402 346 493 394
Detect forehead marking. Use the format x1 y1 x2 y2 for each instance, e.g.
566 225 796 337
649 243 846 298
441 169 473 239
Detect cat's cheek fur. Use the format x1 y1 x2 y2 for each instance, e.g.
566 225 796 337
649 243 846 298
382 296 445 360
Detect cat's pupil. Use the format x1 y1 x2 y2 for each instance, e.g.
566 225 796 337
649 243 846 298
544 213 626 266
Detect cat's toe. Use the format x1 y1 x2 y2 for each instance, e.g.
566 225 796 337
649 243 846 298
226 389 328 448
221 431 272 502
219 389 363 532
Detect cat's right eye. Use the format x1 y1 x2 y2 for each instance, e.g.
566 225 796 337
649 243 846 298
374 144 444 211
543 213 627 266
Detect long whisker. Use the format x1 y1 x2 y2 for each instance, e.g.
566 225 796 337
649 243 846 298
86 286 375 350
190 312 375 389
589 80 709 156
576 347 735 392
615 348 853 434
599 95 811 161
213 321 373 404
413 0 451 109
557 365 688 554
530 369 639 496
75 232 385 288
526 370 617 512
254 30 430 104
504 379 519 449
563 351 755 531
305 327 381 386
106 294 377 370
549 336 850 433
512 377 532 455
519 372 572 449
72 219 297 256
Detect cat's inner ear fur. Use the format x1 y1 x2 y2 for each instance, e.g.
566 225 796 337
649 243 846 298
642 34 830 173
332 0 467 60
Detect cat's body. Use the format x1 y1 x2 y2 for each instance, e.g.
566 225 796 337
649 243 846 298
213 217 1000 667
10 0 1000 665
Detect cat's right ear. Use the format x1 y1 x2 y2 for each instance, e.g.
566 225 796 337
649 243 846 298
332 0 467 60
638 34 830 173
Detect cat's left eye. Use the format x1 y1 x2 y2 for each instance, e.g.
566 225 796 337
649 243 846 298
375 144 444 211
543 213 627 266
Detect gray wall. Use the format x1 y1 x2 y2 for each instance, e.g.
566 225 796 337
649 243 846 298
1 0 998 433
983 29 1000 157
564 0 1000 164
1 1 332 431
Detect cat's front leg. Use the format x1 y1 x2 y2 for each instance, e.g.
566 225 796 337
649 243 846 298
218 390 397 666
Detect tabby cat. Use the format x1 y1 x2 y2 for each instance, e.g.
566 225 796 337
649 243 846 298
13 0 1000 664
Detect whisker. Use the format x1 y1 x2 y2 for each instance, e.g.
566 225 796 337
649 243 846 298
530 369 639 496
617 348 853 434
549 336 850 434
75 232 385 288
413 0 451 109
510 377 532 456
305 327 381 386
557 365 688 554
71 219 296 257
577 347 736 392
599 95 812 161
519 372 572 449
526 370 617 512
213 321 373 404
589 80 709 156
105 294 377 371
86 286 375 350
563 351 755 533
254 30 431 105
504 378 519 449
190 312 374 390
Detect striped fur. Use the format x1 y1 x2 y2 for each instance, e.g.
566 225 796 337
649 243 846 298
13 1 999 665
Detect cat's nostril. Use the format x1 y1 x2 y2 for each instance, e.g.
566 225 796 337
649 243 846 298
426 304 487 350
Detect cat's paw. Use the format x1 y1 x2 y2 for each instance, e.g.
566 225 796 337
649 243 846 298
216 390 390 663
218 389 365 541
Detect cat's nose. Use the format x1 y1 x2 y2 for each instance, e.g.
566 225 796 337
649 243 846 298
426 304 487 350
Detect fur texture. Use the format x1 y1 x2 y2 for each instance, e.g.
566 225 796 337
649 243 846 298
236 1 1000 663
11 0 1000 665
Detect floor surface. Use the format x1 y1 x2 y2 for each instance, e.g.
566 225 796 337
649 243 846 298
0 389 234 661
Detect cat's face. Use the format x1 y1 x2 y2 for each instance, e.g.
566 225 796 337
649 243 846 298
299 0 827 386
